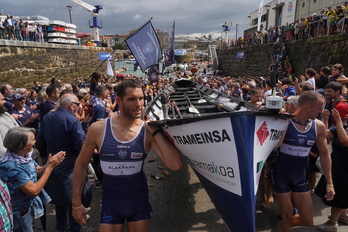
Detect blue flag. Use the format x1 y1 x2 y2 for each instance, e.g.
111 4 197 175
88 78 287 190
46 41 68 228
125 21 162 72
164 21 175 67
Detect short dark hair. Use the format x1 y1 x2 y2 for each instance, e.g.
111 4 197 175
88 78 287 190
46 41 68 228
116 79 142 99
91 71 102 83
320 66 331 75
325 82 342 93
265 79 273 88
332 63 344 72
298 91 323 107
0 85 7 95
46 84 58 96
281 78 292 86
95 85 107 98
59 89 73 98
305 68 317 77
105 83 113 91
250 88 261 95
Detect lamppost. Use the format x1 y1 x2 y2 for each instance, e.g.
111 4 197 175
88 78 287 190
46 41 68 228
235 23 239 41
265 4 271 30
66 5 72 24
222 22 232 48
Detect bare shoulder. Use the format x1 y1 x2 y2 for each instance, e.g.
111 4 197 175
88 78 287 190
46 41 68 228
86 120 106 139
315 119 326 133
90 119 106 130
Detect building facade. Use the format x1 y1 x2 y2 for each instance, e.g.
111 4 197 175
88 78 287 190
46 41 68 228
247 0 347 35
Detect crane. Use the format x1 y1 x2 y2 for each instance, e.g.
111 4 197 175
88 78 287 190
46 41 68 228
69 0 103 45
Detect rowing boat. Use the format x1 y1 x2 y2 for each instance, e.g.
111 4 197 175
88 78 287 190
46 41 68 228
145 79 291 232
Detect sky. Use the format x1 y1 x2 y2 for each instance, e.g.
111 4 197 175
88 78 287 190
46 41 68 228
1 0 262 39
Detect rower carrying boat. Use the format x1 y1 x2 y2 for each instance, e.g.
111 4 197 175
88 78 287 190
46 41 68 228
146 79 291 232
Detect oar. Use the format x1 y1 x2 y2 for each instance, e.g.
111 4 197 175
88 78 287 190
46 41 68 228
171 103 177 119
198 91 206 103
173 101 183 119
160 94 170 120
185 93 201 116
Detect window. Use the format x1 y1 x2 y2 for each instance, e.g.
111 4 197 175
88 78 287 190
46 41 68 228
313 0 316 3
302 2 305 8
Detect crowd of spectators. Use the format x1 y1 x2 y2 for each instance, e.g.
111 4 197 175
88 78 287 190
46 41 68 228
203 63 348 232
1 61 348 231
230 2 348 48
0 14 44 42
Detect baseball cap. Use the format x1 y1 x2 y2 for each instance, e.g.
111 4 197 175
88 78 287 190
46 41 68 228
11 93 24 101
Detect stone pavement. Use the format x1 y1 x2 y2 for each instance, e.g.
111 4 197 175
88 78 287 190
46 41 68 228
33 152 348 232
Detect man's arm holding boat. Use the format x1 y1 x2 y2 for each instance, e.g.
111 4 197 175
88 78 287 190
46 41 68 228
145 115 183 171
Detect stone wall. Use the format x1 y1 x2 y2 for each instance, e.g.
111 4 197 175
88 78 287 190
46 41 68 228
2 34 348 89
218 45 271 78
218 33 348 78
0 40 125 88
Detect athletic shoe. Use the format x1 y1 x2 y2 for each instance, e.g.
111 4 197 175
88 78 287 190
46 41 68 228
85 207 91 213
86 214 90 221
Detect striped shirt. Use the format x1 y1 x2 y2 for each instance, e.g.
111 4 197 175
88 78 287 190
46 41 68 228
0 179 12 232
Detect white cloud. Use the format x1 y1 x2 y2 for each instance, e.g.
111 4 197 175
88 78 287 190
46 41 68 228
133 14 142 20
2 0 260 37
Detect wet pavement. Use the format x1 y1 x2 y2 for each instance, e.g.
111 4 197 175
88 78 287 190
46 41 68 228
34 151 348 232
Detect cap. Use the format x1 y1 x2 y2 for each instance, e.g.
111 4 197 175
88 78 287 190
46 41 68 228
221 81 226 84
11 93 24 101
312 13 317 17
345 1 348 4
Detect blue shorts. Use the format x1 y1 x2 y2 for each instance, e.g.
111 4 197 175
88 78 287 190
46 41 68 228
271 155 309 193
100 186 152 224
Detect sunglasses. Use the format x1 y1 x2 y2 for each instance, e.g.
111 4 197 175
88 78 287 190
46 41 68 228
71 102 80 106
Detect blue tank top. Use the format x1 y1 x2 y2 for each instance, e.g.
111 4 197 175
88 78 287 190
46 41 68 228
278 119 317 167
99 117 148 190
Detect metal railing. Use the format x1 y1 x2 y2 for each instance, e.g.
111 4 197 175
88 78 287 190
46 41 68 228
229 13 348 48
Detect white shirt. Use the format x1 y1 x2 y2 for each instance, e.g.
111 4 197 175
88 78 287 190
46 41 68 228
305 77 316 90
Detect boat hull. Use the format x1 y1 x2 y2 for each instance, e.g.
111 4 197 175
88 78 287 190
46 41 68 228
146 80 291 232
161 115 288 232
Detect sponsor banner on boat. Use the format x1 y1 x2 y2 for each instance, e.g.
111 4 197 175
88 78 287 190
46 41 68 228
163 117 242 196
253 116 289 194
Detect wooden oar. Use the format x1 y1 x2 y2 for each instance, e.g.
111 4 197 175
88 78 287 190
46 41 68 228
198 91 207 103
171 103 177 119
160 94 170 119
185 93 200 116
173 101 183 119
